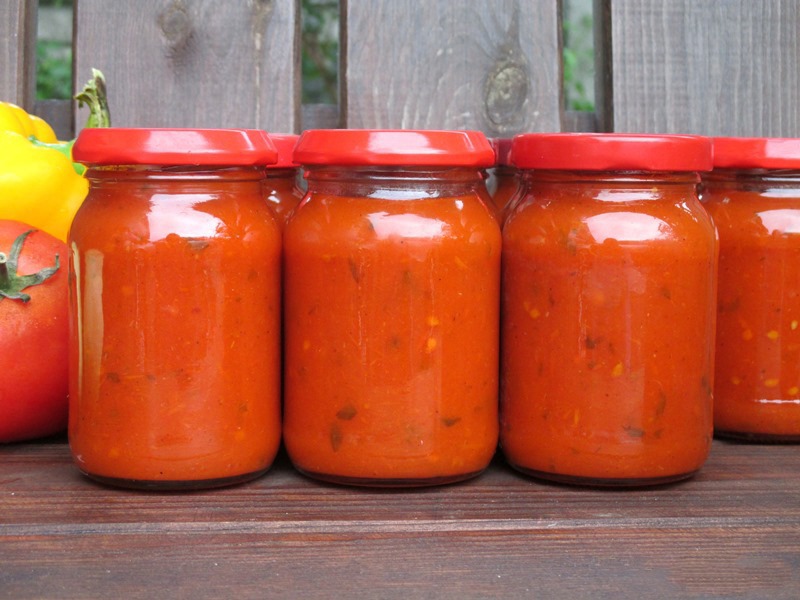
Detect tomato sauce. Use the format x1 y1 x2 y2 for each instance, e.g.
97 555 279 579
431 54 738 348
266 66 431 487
703 137 800 442
69 129 282 489
501 134 716 485
283 130 500 486
262 134 303 227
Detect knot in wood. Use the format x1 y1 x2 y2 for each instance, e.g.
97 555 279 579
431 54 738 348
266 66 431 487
484 61 529 128
158 2 193 49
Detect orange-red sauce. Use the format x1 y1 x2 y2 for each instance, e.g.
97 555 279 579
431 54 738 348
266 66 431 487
263 168 304 227
283 168 500 485
69 167 282 488
501 171 717 484
491 166 522 218
703 170 800 441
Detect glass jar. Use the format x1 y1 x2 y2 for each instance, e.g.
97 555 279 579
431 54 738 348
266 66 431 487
284 129 501 487
702 137 800 442
502 133 717 486
488 138 522 219
263 133 303 227
69 128 283 489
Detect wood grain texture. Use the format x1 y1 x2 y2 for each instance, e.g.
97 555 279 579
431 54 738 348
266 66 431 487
342 0 562 135
1 441 798 598
73 0 301 132
601 0 800 136
0 0 36 108
32 99 73 140
301 102 341 130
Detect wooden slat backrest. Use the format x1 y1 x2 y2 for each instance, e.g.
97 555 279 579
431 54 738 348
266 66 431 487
73 0 301 133
0 0 37 108
598 0 800 136
341 0 563 134
7 1 800 138
1 1 566 136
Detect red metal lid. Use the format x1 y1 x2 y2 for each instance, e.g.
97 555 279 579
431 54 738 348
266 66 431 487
293 129 494 167
511 133 712 172
73 128 278 166
490 138 513 167
268 133 300 169
712 137 800 169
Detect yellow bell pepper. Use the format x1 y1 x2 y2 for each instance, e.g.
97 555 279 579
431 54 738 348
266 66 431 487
0 70 109 242
0 128 87 242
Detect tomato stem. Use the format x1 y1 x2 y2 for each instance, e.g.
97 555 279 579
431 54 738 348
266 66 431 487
0 230 61 303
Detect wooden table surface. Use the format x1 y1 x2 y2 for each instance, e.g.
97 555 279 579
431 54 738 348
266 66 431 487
1 438 798 599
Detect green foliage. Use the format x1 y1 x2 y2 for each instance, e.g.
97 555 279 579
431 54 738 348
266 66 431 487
36 0 73 100
563 11 595 112
302 0 339 104
36 40 72 101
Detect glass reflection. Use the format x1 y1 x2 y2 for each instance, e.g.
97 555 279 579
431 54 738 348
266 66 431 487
584 211 669 244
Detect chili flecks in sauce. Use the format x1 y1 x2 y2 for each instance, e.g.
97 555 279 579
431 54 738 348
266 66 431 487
703 137 800 442
69 128 283 489
501 133 717 486
283 129 500 487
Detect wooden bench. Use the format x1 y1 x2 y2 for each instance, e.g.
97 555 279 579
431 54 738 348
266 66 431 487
2 1 799 597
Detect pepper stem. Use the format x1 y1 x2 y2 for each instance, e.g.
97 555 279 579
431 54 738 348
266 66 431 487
74 68 111 129
0 231 61 303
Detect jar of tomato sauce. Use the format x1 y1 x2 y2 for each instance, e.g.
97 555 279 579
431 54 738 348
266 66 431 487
69 128 283 489
488 138 522 219
263 133 303 227
703 137 800 442
284 129 501 486
502 133 717 486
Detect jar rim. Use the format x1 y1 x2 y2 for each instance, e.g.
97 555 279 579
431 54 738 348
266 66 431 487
510 133 712 172
293 129 494 167
73 128 278 167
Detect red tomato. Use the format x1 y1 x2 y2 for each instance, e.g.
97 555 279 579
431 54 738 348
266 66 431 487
0 221 69 442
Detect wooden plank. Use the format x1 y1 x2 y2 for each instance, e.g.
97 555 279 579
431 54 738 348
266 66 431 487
73 0 301 132
2 442 800 525
0 441 799 597
599 0 800 136
562 110 597 133
301 102 341 130
0 0 37 108
2 526 799 598
32 99 73 140
341 0 562 134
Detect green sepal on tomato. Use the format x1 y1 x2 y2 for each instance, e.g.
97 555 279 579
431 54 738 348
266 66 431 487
0 221 68 442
